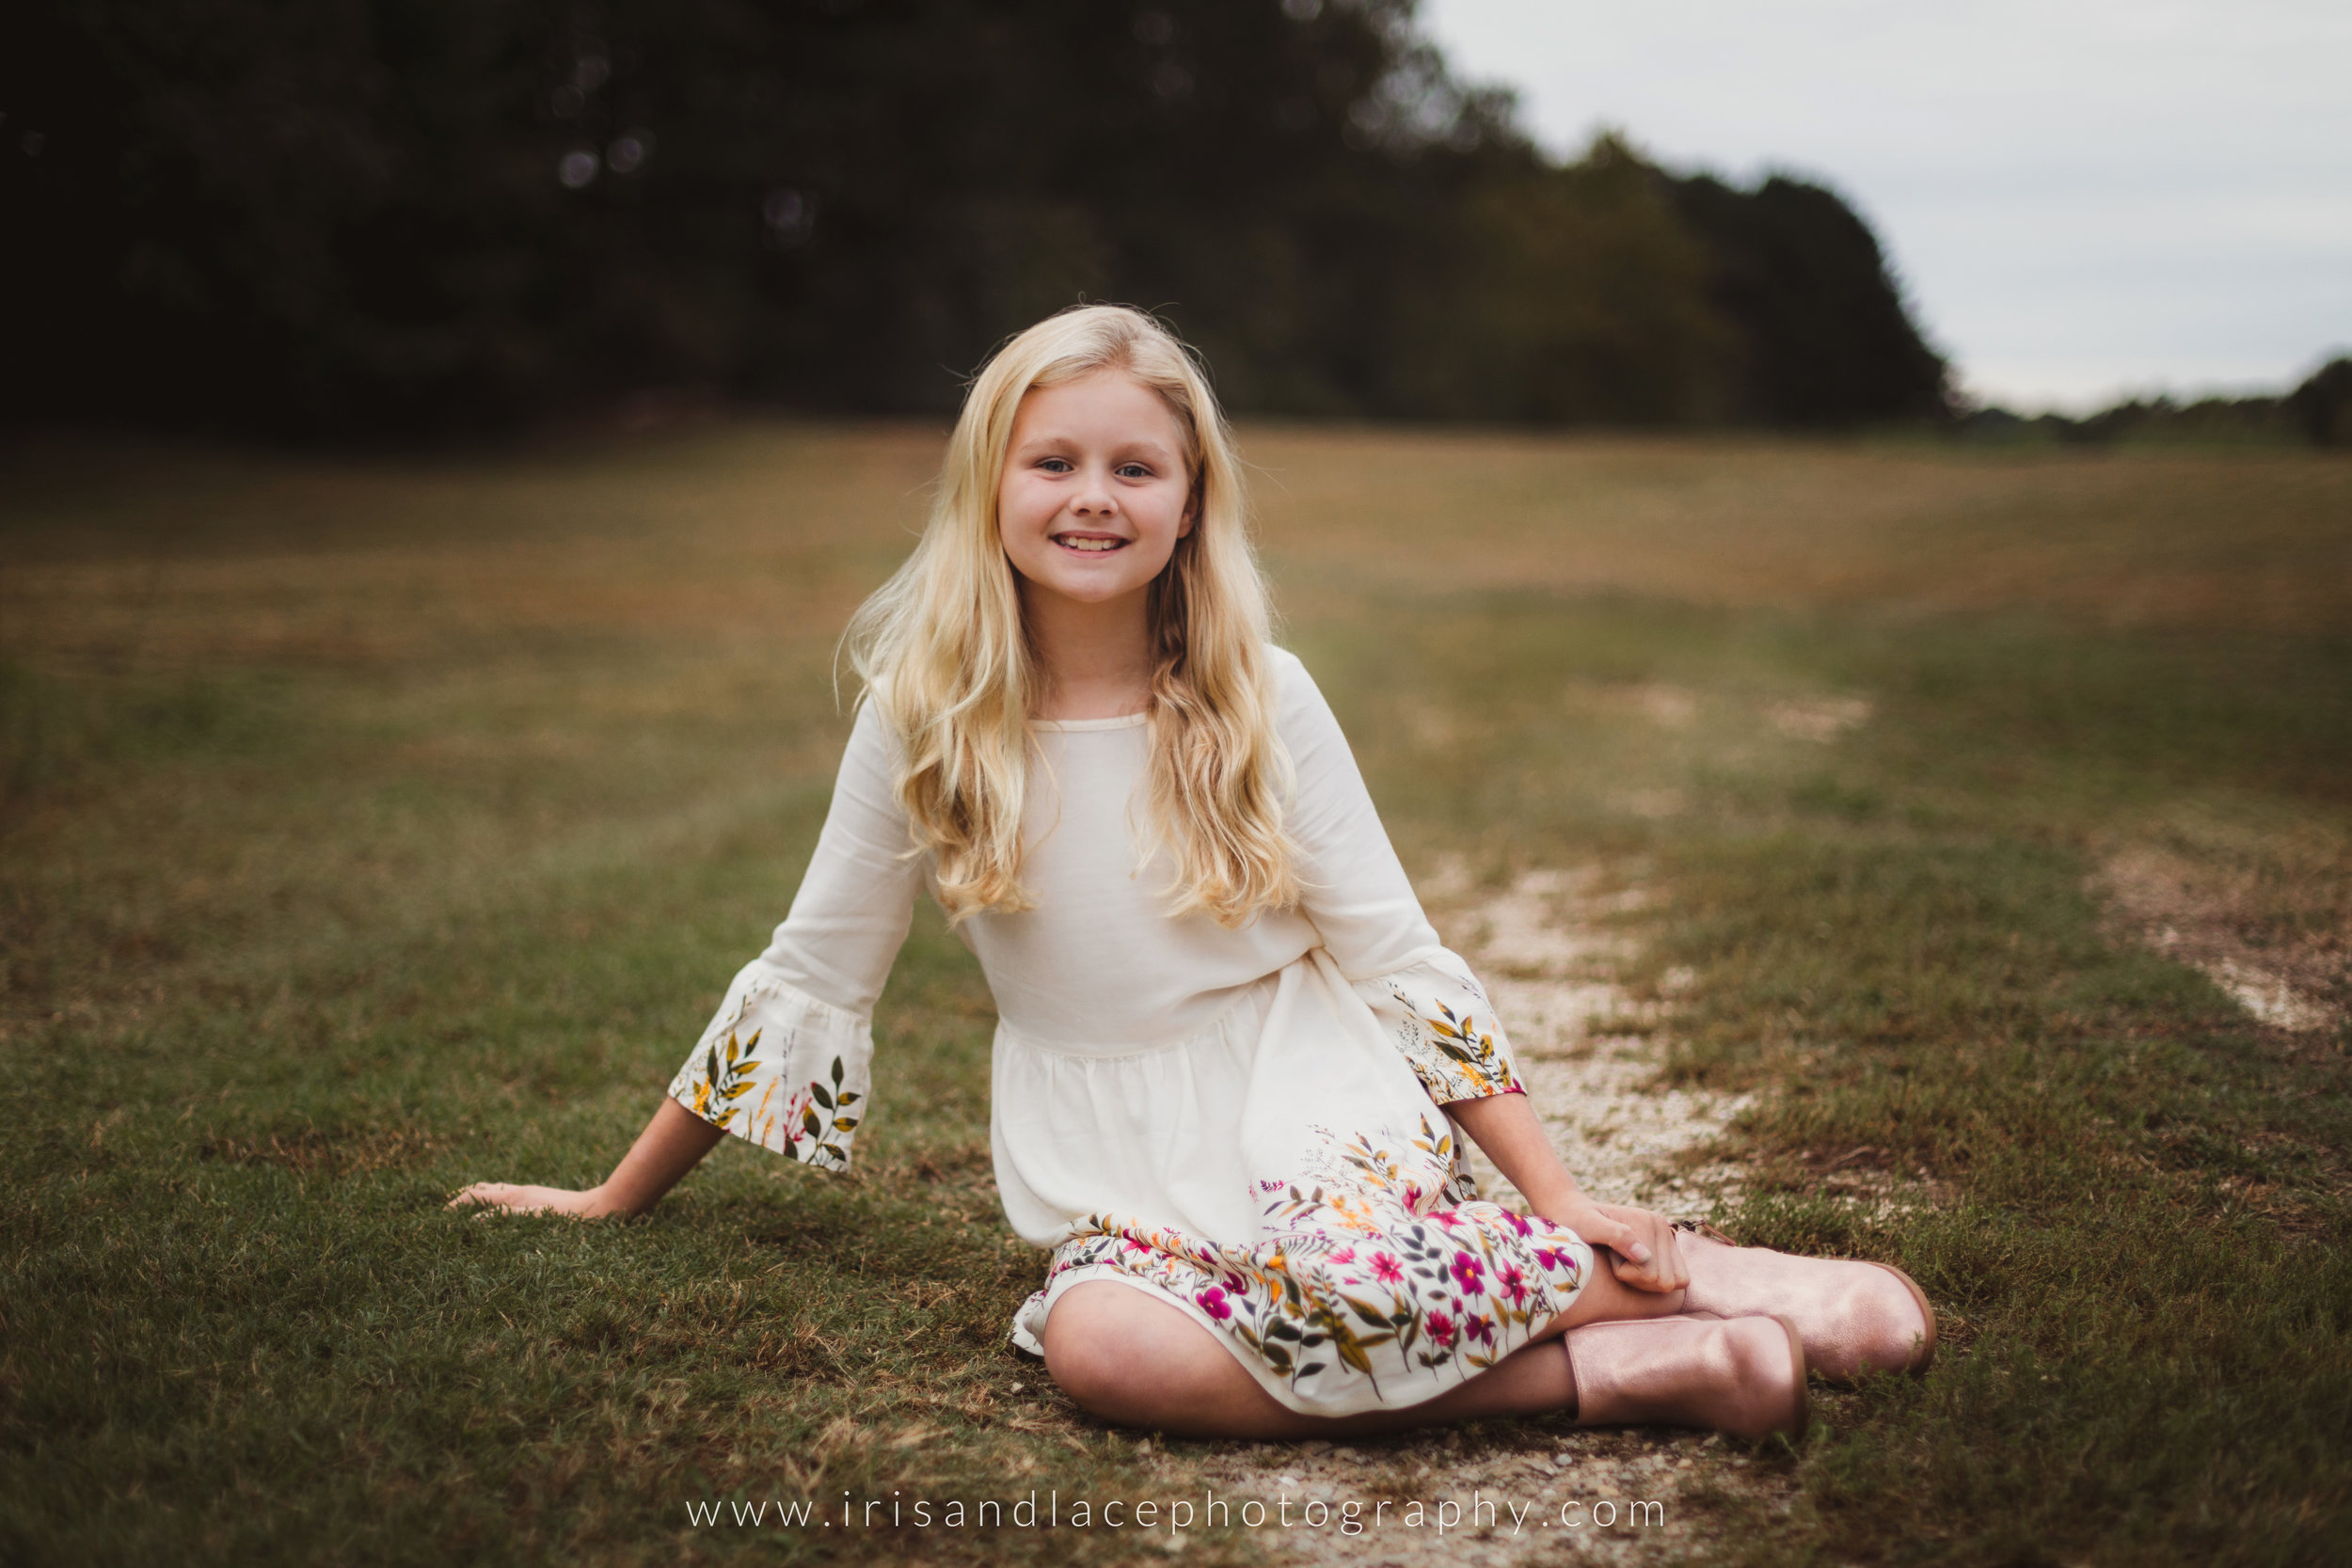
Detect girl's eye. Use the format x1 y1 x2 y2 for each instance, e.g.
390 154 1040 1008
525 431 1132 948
1116 463 1151 479
1038 458 1073 473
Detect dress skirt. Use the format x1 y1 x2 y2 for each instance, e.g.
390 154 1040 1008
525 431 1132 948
993 947 1594 1418
1010 1169 1593 1418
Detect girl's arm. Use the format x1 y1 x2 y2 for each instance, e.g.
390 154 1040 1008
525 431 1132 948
451 702 922 1218
1445 1092 1690 1294
450 1099 723 1217
1267 654 1689 1292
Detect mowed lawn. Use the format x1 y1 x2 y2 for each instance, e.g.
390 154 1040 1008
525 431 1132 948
3 423 2347 1566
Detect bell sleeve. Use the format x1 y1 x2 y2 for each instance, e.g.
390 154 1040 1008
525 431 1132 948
1272 648 1524 1106
664 699 922 1171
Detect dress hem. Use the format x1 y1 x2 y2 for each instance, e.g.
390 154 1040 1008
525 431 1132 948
1014 1263 1507 1420
1012 1231 1592 1421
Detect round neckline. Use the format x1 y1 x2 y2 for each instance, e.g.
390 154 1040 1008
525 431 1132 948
1031 711 1150 732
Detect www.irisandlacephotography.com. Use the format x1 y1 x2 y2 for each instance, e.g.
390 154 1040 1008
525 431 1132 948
683 1487 1667 1538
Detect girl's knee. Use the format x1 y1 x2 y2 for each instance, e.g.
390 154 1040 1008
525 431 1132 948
1041 1328 1123 1411
1040 1282 1241 1422
1038 1285 1145 1411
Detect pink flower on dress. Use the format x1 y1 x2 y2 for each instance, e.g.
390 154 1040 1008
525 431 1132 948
1500 1263 1528 1305
1503 1211 1533 1237
1465 1314 1495 1345
1123 1237 1151 1253
1328 1246 1357 1265
1449 1252 1486 1296
1534 1246 1563 1271
1403 1182 1424 1210
1430 1209 1466 1230
1370 1252 1404 1283
1196 1287 1232 1321
1426 1310 1458 1348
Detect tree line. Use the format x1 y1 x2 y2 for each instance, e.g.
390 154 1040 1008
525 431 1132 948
1961 361 2352 450
4 0 1958 437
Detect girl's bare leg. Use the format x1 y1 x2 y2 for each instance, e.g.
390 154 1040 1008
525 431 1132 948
448 1097 724 1217
1040 1253 1685 1439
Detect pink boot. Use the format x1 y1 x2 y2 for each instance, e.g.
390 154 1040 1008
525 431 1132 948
1563 1314 1808 1441
1673 1222 1935 1383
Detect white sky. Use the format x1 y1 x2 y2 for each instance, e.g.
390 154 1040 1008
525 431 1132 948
1418 0 2352 411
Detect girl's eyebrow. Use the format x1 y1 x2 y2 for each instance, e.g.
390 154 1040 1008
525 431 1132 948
1009 433 1181 462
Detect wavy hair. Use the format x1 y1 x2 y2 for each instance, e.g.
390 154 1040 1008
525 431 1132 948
844 304 1296 927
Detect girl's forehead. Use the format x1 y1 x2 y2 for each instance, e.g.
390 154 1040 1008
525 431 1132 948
1009 370 1187 447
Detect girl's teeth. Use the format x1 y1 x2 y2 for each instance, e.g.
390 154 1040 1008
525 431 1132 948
1061 537 1120 551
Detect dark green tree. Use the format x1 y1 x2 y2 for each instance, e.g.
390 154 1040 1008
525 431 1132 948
2286 356 2352 447
2 0 1952 436
1667 168 1951 424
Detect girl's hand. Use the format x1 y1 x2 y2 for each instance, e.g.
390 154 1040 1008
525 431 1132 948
1549 1196 1690 1294
1442 1095 1691 1293
447 1181 620 1218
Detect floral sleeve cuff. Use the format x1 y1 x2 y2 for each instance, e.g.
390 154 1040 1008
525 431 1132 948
665 960 873 1172
1352 951 1523 1104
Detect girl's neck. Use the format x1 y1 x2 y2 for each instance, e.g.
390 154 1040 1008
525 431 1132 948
1024 582 1154 721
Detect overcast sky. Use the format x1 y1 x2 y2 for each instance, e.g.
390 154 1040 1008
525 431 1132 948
1418 0 2352 411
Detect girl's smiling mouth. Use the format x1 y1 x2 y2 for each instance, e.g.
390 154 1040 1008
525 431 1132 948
1054 532 1129 552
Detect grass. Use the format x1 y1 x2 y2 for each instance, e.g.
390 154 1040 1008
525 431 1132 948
2 421 2347 1565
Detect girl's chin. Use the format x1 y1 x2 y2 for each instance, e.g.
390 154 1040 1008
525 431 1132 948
1016 571 1154 609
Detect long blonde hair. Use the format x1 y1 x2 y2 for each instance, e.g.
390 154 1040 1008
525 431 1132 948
845 304 1297 927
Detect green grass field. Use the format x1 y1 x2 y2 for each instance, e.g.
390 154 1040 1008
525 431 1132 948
3 423 2347 1566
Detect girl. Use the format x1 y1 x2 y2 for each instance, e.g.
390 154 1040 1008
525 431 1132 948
452 306 1931 1442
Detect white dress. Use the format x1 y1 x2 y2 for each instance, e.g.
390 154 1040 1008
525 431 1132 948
666 648 1593 1417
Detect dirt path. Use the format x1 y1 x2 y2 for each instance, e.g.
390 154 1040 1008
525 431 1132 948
1447 865 1753 1219
2103 847 2346 1034
1168 865 1790 1566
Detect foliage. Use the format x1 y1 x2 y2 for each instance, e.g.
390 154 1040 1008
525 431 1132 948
1 0 1949 436
1668 171 1952 426
2286 356 2352 447
1958 355 2352 449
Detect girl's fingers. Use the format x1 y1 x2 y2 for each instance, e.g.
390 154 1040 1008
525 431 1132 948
1596 1204 1693 1289
1663 1236 1691 1290
1581 1213 1647 1264
1604 1220 1656 1270
1645 1220 1678 1286
1614 1254 1672 1292
1564 1202 1690 1291
448 1182 518 1211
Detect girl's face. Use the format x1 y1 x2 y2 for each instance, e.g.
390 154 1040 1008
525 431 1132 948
996 368 1194 612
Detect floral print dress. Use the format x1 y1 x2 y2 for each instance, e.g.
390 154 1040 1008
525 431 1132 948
667 648 1591 1418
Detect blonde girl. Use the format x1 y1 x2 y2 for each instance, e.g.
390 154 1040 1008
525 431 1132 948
453 305 1931 1439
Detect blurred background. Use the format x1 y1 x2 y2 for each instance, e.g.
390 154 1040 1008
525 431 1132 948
9 0 2341 442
